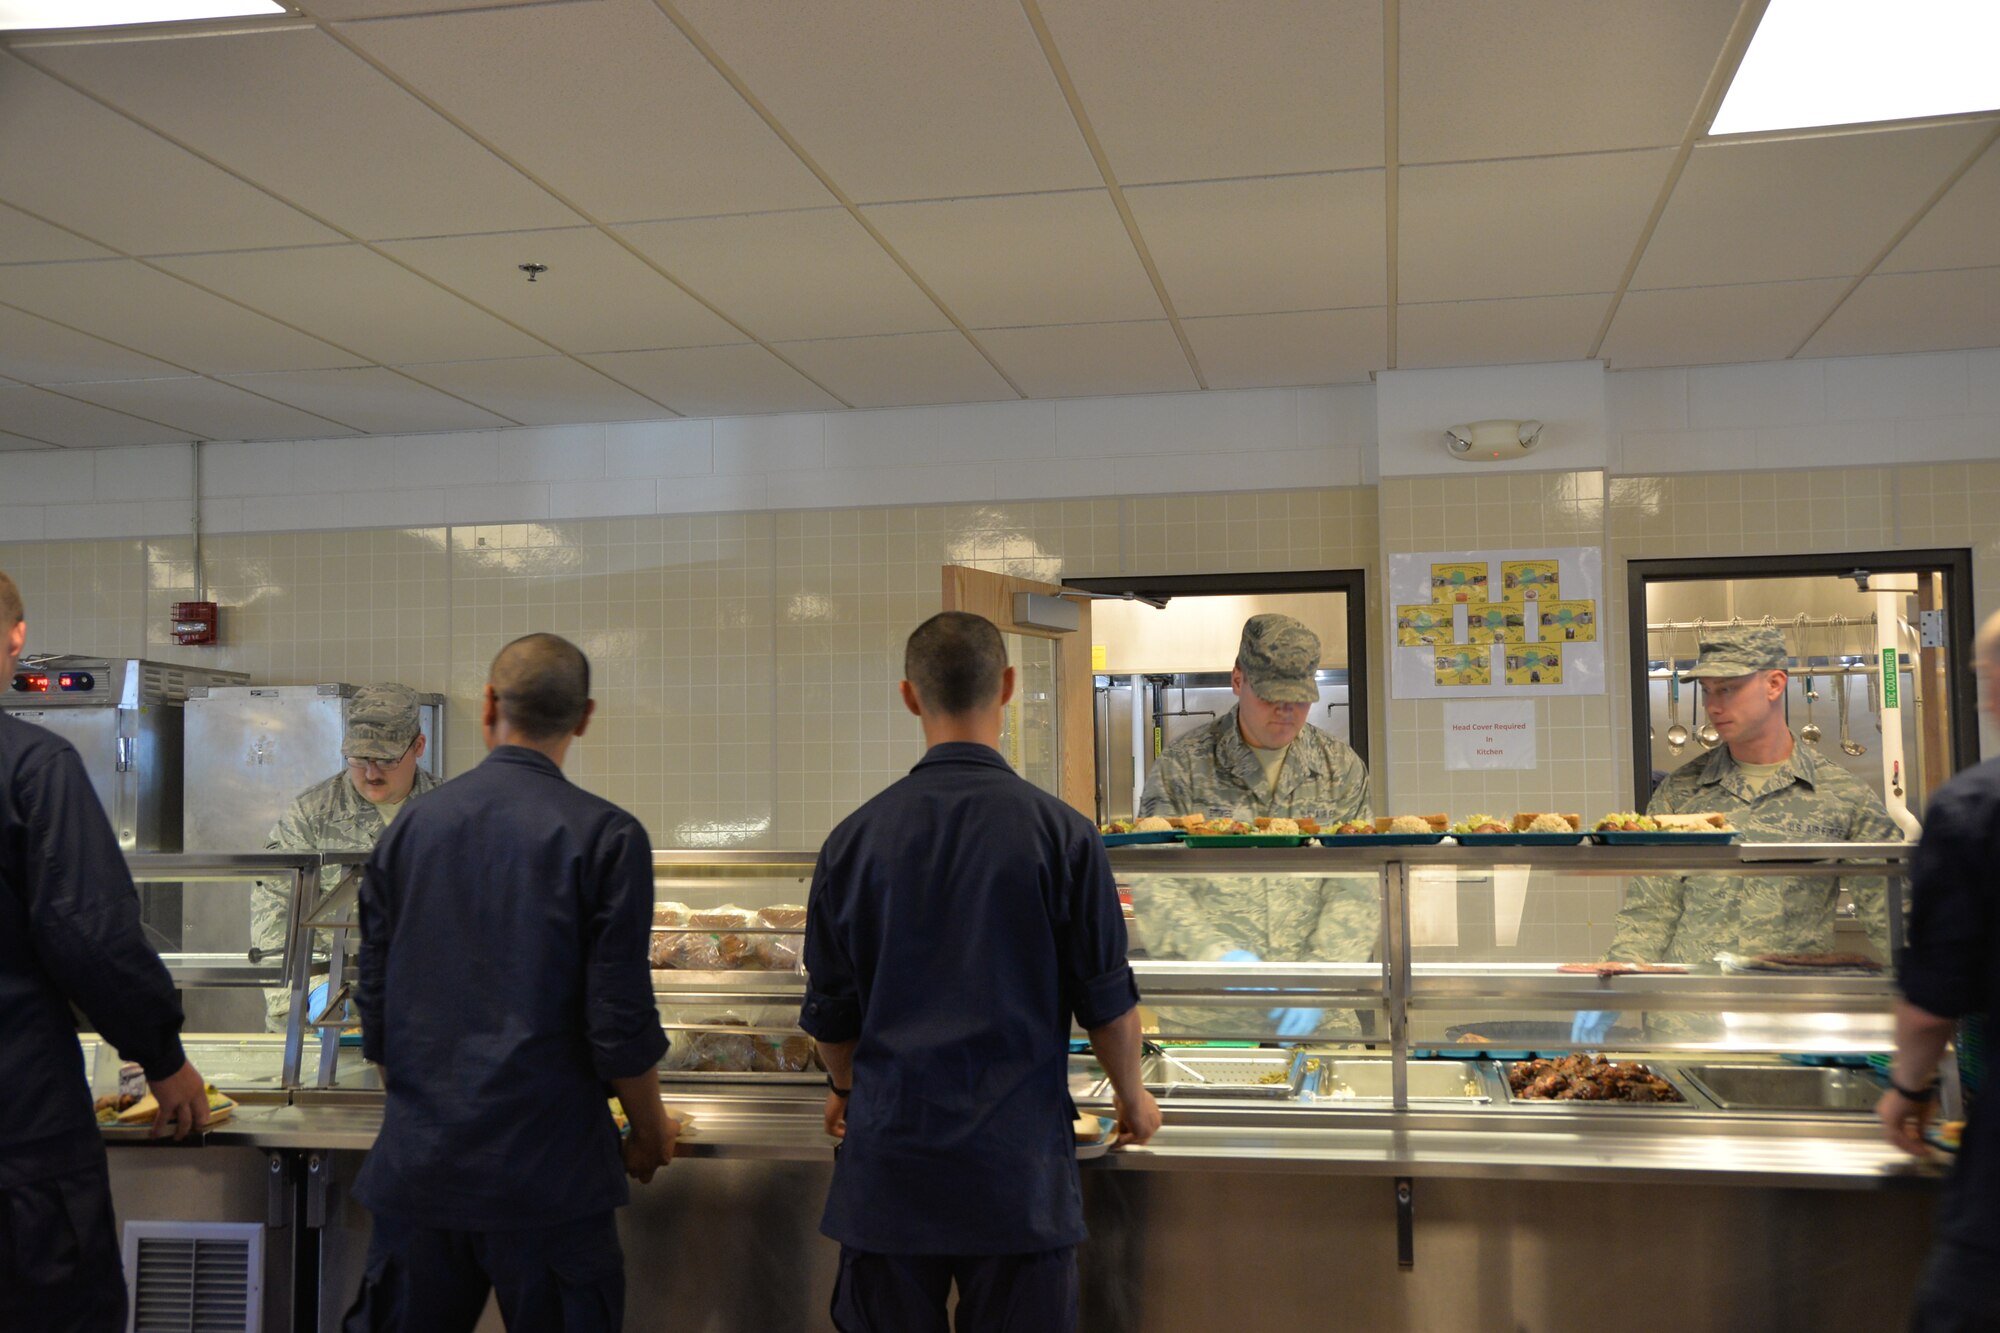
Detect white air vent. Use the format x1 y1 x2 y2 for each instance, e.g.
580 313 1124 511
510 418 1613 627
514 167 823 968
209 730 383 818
122 1220 263 1333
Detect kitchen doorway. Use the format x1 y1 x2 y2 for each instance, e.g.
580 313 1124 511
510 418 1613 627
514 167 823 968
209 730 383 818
1064 570 1369 824
1625 549 1978 826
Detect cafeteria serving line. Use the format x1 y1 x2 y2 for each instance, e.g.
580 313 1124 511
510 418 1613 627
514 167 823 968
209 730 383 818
1 0 1998 1329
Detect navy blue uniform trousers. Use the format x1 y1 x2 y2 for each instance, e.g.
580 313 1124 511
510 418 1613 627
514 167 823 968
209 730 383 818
343 1211 623 1333
831 1245 1078 1333
0 1163 125 1333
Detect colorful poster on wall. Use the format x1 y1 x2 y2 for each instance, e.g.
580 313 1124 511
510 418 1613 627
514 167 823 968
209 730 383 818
1396 604 1455 646
1434 647 1492 687
1387 546 1604 699
1503 644 1563 685
1429 562 1488 604
1537 601 1598 642
1500 559 1561 603
1466 604 1527 644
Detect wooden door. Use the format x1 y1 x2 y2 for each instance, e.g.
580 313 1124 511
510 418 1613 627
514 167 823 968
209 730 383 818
941 565 1095 818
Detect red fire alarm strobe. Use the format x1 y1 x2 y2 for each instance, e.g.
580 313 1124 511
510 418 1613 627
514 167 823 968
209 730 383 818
172 601 218 646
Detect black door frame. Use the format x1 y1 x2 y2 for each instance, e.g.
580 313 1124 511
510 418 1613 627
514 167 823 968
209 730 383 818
1624 548 1978 807
1061 568 1371 773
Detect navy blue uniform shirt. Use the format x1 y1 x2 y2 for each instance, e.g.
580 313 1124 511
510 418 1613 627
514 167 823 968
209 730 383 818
354 745 668 1230
800 742 1139 1255
1900 757 2000 1260
0 713 187 1188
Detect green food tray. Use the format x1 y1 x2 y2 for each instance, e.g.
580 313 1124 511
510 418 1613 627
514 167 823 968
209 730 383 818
1182 834 1312 847
1315 833 1448 846
1101 830 1182 846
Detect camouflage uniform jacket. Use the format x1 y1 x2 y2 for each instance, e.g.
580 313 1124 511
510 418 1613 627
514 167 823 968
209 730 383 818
1606 740 1901 967
1132 710 1376 1037
253 767 440 1030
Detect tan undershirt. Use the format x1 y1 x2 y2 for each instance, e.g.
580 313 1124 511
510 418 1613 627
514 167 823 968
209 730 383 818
375 797 407 825
1732 759 1787 789
1250 742 1289 798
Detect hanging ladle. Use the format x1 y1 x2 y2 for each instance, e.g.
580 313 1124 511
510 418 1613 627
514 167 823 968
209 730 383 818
1836 614 1867 756
1695 617 1722 749
1665 626 1689 754
1796 615 1822 747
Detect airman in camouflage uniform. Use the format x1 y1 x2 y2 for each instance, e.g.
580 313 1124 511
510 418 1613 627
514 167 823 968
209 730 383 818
1133 615 1376 1037
252 684 439 1031
1597 625 1902 1039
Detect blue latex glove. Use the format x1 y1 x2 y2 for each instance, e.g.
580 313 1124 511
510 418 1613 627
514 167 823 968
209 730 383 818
1219 950 1260 964
306 979 331 1022
1270 1007 1323 1038
1571 1010 1619 1045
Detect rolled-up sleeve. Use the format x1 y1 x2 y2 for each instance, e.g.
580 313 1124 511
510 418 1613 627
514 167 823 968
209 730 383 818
1899 789 1992 1020
800 851 862 1043
23 746 187 1082
582 817 670 1080
1065 830 1139 1031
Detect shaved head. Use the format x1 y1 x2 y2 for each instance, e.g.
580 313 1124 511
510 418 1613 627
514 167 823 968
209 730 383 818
0 570 20 630
489 633 591 741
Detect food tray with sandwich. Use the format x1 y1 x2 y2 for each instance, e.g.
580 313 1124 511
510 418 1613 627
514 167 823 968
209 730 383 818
96 1084 238 1140
1179 815 1319 847
1449 812 1586 846
1098 816 1184 846
1591 811 1739 845
1315 814 1449 846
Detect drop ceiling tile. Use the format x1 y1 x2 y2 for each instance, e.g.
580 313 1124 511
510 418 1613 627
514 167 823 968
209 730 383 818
0 52 338 254
672 0 1101 202
1600 279 1846 368
1181 308 1384 389
1880 140 2000 274
1400 0 1738 162
379 229 744 353
0 385 194 447
974 321 1195 398
584 345 843 417
862 191 1161 328
616 209 947 342
1633 123 1995 289
399 356 666 425
27 27 578 240
156 245 547 365
1400 150 1673 303
336 0 829 224
1398 294 1610 370
0 305 183 384
220 367 514 434
1800 267 2000 360
1125 173 1386 317
0 432 54 452
302 0 569 16
2 261 364 374
773 331 1015 409
1035 0 1382 182
0 201 115 264
57 377 357 442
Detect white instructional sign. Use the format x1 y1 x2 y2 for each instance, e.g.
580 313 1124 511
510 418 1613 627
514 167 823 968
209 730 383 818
1444 700 1538 770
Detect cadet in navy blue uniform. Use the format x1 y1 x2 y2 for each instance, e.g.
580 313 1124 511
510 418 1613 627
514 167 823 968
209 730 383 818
0 569 211 1333
801 611 1161 1333
1881 608 2000 1331
344 633 673 1333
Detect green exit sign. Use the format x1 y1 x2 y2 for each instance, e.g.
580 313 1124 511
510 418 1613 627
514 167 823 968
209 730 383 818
1882 649 1898 708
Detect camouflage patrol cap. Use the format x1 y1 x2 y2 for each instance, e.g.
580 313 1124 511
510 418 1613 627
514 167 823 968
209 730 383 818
1684 624 1790 679
1237 614 1321 704
343 683 422 761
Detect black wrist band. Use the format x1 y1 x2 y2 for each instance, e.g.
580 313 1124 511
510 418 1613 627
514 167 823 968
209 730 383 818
1889 1077 1936 1102
827 1078 851 1098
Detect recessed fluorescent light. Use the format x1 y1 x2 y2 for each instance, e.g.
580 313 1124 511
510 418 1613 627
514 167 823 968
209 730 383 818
0 1 283 31
1710 0 2000 136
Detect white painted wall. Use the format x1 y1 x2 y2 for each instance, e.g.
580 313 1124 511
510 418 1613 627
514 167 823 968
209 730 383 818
0 347 1995 541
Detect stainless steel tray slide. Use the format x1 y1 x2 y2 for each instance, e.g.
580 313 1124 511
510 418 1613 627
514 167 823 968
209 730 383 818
1069 1049 1299 1101
1679 1063 1884 1112
1498 1060 1708 1111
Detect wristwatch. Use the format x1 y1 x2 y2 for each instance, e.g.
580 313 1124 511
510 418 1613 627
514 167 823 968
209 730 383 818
827 1077 851 1098
1888 1076 1936 1102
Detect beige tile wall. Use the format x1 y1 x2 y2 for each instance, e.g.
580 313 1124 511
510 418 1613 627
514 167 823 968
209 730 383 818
0 486 1384 850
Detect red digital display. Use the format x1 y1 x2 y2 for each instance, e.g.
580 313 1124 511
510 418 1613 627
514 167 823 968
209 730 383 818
16 673 49 693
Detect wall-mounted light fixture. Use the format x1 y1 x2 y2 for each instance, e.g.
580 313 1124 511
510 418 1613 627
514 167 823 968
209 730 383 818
1443 419 1544 463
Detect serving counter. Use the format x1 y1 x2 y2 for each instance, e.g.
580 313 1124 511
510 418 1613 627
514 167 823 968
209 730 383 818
99 843 1949 1331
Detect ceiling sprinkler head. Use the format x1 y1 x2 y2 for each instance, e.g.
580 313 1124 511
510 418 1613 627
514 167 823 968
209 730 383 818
518 262 548 283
